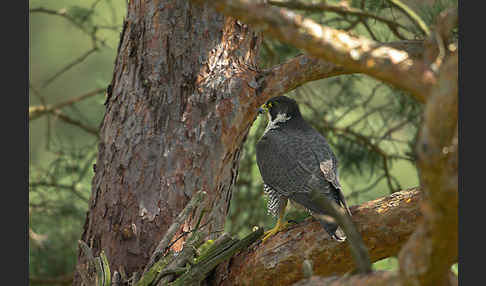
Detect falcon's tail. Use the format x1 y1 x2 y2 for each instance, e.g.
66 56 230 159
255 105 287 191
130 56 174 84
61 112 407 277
317 217 347 242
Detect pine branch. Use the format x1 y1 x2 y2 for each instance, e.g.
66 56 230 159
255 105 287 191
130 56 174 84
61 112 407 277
195 0 435 104
215 188 422 286
397 53 457 286
385 0 430 36
257 40 425 105
268 0 411 39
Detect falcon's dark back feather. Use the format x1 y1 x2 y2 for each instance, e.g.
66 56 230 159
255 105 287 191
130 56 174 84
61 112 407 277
256 96 350 240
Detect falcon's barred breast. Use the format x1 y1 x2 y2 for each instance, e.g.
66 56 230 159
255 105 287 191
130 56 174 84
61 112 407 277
256 96 352 242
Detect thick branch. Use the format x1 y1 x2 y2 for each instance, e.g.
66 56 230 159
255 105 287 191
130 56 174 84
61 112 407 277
197 0 434 103
268 0 411 36
291 270 457 286
308 189 372 274
216 188 422 286
398 54 458 286
292 271 400 286
257 40 425 105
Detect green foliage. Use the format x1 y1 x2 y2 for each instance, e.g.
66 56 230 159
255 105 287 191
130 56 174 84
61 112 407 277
29 0 456 282
29 0 125 284
351 0 388 12
29 141 96 281
415 0 458 25
68 5 95 25
227 73 422 237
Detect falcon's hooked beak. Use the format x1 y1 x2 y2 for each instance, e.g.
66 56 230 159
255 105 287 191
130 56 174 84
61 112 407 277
258 107 265 115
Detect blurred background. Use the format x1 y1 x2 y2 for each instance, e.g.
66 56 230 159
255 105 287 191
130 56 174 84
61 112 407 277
29 0 456 284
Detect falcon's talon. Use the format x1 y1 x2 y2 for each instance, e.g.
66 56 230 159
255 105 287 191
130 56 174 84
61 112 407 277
262 217 288 243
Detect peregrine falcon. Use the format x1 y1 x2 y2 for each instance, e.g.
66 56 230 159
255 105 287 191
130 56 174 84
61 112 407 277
256 96 352 242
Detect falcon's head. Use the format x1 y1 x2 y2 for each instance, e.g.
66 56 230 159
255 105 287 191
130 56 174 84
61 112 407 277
258 96 303 124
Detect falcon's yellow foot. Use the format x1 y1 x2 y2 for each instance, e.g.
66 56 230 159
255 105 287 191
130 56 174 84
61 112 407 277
262 218 288 243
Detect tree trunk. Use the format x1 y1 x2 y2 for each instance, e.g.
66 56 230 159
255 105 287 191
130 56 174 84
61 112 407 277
73 0 458 285
74 0 262 284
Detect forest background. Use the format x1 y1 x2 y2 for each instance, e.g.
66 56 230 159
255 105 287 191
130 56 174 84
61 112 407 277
28 0 458 284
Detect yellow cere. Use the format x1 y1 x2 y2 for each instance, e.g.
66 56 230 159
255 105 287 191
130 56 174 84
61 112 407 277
261 102 273 111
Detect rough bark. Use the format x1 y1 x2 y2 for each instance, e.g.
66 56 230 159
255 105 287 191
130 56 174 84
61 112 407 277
74 1 263 284
398 54 458 286
290 270 458 286
257 40 426 102
198 0 436 103
73 1 457 285
215 188 422 286
196 2 458 286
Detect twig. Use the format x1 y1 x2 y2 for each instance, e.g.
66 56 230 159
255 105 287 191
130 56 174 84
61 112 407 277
77 241 111 286
30 7 86 31
327 125 400 193
268 0 411 36
90 0 104 11
331 84 382 125
42 47 99 88
361 19 380 41
29 83 53 148
143 191 207 274
30 6 110 52
29 181 89 203
170 228 264 286
346 103 390 129
29 88 105 120
197 0 434 103
385 0 430 36
29 228 48 248
51 109 99 136
347 175 386 200
165 220 212 253
377 119 410 143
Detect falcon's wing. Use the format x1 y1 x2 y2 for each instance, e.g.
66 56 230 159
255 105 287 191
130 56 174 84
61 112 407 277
306 131 352 216
256 130 351 216
256 132 315 198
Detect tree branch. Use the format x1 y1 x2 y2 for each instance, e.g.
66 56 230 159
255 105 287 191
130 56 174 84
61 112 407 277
29 88 105 120
268 0 411 38
51 109 99 136
257 54 351 101
42 47 99 88
291 270 457 286
398 53 458 286
143 191 207 275
215 188 422 286
385 0 430 36
29 181 89 203
196 0 434 103
291 271 399 286
257 40 425 104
